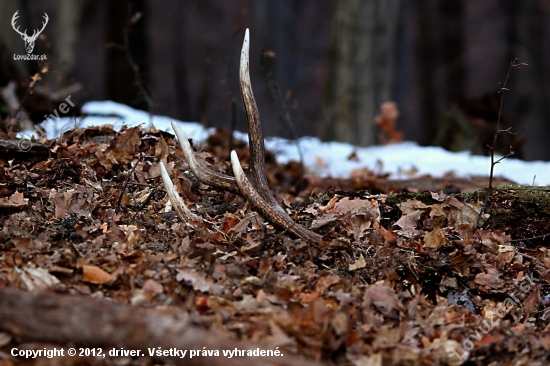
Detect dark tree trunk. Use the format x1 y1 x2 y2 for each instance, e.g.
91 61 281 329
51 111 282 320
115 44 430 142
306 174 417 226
438 0 465 102
415 1 438 145
322 0 401 146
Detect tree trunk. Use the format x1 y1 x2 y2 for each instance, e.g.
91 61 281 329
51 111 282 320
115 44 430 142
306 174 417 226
323 0 401 146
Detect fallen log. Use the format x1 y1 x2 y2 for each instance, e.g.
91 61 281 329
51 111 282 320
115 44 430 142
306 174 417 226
0 288 325 366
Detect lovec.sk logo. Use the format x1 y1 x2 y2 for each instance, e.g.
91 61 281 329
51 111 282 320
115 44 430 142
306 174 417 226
11 10 48 61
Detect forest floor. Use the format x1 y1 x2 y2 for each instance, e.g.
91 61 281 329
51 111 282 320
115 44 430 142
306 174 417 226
1 125 550 366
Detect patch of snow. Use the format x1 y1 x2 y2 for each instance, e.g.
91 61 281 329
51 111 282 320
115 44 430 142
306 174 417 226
17 100 550 186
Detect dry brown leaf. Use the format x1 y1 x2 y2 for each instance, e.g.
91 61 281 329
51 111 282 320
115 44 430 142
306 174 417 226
423 228 447 249
12 237 32 254
299 290 320 304
349 254 366 271
310 213 338 229
522 284 541 318
394 210 422 237
474 270 504 290
264 321 295 349
323 195 339 212
220 213 241 234
230 217 251 234
363 282 403 316
155 134 169 162
447 201 483 227
375 101 403 145
116 127 141 153
81 265 112 284
0 191 27 209
398 199 427 215
176 268 223 295
473 333 503 346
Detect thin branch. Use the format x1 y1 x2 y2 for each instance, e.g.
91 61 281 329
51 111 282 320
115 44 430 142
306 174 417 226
115 154 143 214
507 233 549 243
475 59 527 229
10 73 42 123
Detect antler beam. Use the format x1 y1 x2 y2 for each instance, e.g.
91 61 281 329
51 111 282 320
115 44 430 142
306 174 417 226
162 29 321 244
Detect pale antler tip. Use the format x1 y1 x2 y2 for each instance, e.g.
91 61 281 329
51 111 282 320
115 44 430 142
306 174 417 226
241 29 250 58
170 121 192 155
160 161 201 223
230 150 245 179
159 161 170 182
230 150 240 169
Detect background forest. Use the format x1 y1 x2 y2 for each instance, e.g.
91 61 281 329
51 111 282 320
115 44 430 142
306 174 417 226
1 0 550 160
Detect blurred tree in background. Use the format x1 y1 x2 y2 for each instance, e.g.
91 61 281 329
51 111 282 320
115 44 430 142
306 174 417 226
1 0 549 159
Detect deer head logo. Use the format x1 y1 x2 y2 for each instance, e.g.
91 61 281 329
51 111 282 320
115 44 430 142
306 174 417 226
11 11 49 54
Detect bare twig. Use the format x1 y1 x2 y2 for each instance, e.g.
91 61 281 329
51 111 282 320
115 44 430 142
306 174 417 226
115 154 143 214
507 233 549 243
475 59 527 229
11 73 42 123
260 49 305 181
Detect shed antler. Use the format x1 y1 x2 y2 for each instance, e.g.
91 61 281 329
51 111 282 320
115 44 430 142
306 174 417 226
161 29 322 244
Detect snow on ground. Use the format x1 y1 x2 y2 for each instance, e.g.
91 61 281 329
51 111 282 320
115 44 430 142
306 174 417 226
18 100 550 186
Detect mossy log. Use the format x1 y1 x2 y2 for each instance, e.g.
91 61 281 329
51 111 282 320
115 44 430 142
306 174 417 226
385 185 550 245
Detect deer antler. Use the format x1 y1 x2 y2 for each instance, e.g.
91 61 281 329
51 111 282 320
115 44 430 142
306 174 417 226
159 162 202 224
162 29 322 244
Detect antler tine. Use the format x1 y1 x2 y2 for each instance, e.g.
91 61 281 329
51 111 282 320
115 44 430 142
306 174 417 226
239 29 277 206
160 161 202 223
231 151 322 243
171 121 240 193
